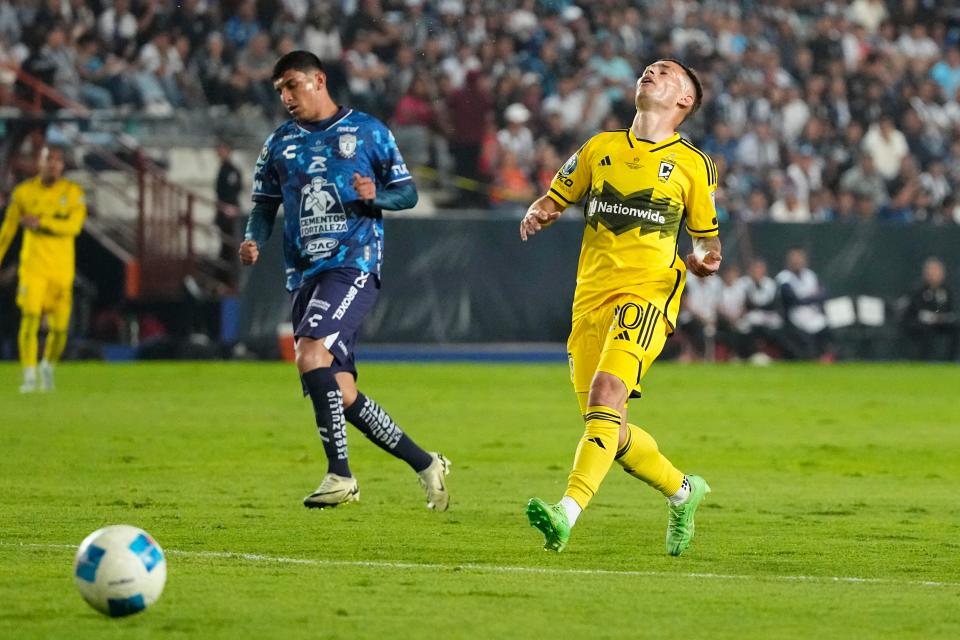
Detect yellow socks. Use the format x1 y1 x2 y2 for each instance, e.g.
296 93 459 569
43 329 68 363
18 314 40 368
615 423 684 496
564 406 622 509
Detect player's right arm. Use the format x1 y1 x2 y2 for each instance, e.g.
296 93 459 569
0 186 24 263
520 194 564 241
520 141 593 242
241 135 283 266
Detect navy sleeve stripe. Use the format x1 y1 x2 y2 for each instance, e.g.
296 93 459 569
549 188 575 205
680 140 716 186
686 225 719 234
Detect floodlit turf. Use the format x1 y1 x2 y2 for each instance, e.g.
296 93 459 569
1 361 958 639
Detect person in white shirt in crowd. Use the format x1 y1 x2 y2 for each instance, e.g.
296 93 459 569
737 258 787 362
497 103 535 170
861 115 909 181
678 271 723 361
775 248 833 361
769 187 812 223
785 144 823 204
736 121 781 172
715 265 748 360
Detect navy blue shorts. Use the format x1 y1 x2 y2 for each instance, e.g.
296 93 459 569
290 268 380 377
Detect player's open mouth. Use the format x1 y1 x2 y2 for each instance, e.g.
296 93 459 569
640 78 654 86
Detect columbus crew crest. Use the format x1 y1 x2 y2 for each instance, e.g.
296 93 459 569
658 160 675 182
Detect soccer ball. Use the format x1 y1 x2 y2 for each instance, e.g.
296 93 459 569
73 525 167 617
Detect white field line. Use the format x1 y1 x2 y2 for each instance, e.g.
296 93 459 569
3 541 957 589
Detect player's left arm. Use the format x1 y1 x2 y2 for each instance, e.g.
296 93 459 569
357 121 418 212
36 183 88 237
352 173 418 211
684 152 722 277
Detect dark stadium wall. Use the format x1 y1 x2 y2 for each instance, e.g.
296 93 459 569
238 217 960 345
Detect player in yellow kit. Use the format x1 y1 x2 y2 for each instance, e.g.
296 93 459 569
0 146 86 393
521 59 721 555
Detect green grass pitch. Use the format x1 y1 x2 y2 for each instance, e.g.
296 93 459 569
1 361 958 639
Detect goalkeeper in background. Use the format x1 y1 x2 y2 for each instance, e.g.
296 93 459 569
521 59 720 555
0 145 87 392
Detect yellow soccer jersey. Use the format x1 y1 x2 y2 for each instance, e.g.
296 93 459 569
0 177 87 283
548 129 719 328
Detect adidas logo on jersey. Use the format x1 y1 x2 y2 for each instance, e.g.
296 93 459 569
598 155 612 167
613 331 630 341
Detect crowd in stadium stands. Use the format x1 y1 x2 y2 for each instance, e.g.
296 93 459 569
1 0 960 221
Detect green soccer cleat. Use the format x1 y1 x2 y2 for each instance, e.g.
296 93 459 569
526 498 571 552
666 475 711 556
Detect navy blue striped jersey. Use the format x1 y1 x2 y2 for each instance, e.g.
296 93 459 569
252 107 412 291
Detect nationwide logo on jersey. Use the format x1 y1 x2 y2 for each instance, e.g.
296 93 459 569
658 160 675 182
585 182 683 238
338 134 357 158
298 176 347 245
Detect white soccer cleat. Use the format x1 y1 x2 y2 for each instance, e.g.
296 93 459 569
303 473 359 509
417 453 451 511
40 361 55 392
19 367 37 394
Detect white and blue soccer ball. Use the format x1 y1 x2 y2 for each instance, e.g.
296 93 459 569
73 525 167 617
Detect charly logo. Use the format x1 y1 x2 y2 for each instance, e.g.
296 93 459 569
338 134 357 158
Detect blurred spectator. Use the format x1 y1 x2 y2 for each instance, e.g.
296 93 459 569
736 121 780 172
901 257 959 360
738 258 787 360
214 141 242 289
224 0 261 53
679 272 723 361
497 103 535 170
769 188 812 223
489 148 535 211
236 31 275 115
447 69 494 206
393 73 446 170
776 248 833 360
862 116 909 180
343 30 388 117
930 47 960 100
839 155 888 206
97 0 138 57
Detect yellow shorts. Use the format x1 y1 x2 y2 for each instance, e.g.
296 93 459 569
567 294 669 399
17 273 72 330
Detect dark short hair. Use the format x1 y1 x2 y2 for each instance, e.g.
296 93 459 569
659 58 703 120
272 50 324 81
41 144 67 157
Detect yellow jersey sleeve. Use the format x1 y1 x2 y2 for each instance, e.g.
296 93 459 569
40 182 86 238
683 151 719 237
547 140 594 208
0 185 24 263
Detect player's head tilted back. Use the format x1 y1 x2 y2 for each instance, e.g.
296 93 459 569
635 59 703 126
271 50 335 122
38 145 66 184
